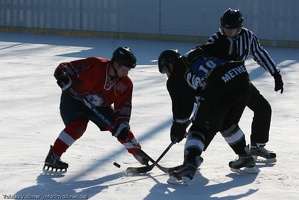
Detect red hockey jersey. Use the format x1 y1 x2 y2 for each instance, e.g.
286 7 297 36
58 57 133 123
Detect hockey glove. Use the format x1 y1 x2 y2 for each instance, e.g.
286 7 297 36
112 121 130 140
133 149 149 166
273 71 284 94
170 121 188 143
54 69 72 91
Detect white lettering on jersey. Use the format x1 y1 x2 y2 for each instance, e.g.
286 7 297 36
221 65 247 83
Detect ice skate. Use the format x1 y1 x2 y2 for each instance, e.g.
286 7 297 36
229 154 260 174
167 156 203 185
43 146 68 173
250 144 277 163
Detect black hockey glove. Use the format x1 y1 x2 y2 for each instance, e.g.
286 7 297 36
113 121 130 140
54 69 72 91
273 72 284 94
170 121 188 143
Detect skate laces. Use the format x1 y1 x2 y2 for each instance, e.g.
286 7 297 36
253 145 272 155
234 154 251 162
230 154 255 168
49 151 64 164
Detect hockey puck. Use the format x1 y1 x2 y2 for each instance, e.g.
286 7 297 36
113 162 121 168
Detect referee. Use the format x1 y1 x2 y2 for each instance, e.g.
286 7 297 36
207 8 284 163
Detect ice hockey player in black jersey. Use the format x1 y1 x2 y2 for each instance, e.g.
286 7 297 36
158 38 259 185
208 8 284 163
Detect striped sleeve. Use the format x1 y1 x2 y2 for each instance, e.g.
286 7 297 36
249 31 279 75
207 29 280 76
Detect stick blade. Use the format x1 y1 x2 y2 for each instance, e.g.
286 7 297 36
126 164 154 175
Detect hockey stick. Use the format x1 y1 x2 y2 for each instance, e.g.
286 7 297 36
67 87 180 174
126 141 175 174
68 88 115 133
126 107 198 175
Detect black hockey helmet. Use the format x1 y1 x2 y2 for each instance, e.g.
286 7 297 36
220 8 243 35
220 8 243 29
158 49 181 74
112 47 137 68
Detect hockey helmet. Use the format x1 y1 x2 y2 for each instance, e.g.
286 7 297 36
158 49 181 74
112 47 137 68
220 8 243 35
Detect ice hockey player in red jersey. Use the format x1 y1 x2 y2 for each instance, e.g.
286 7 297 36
43 47 148 173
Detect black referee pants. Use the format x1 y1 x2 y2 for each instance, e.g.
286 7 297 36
246 83 272 145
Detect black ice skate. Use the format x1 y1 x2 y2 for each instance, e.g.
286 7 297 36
229 154 259 174
43 146 68 173
167 156 203 185
250 144 277 163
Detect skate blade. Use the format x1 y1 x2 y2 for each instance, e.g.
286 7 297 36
253 156 277 164
167 175 191 185
230 166 260 174
43 164 67 174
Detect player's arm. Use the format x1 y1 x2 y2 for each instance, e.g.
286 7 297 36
112 79 133 140
250 35 284 93
167 77 194 143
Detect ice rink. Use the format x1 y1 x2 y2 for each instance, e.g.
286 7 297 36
1 32 299 199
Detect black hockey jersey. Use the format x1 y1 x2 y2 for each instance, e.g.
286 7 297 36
166 49 250 121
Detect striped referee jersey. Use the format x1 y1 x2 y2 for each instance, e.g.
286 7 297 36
208 27 279 75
